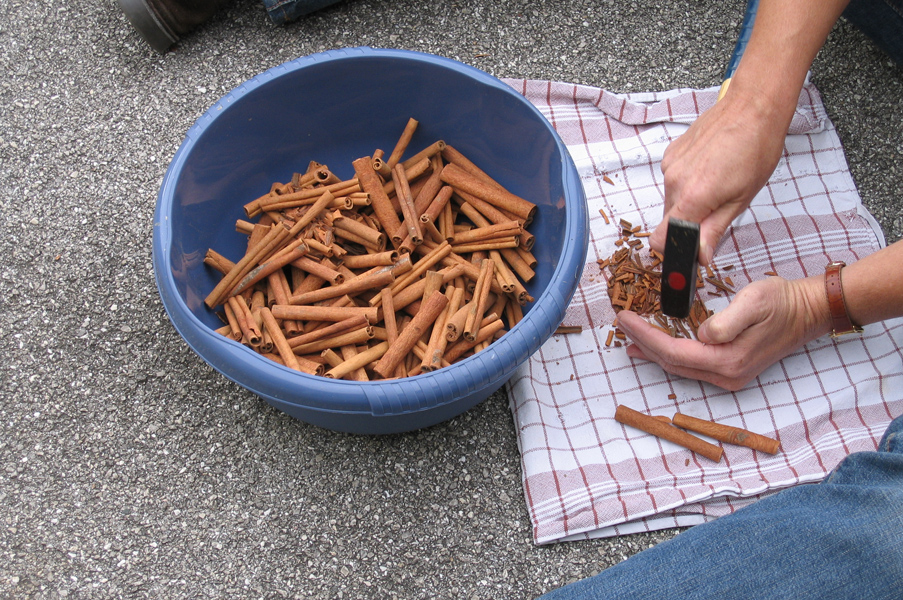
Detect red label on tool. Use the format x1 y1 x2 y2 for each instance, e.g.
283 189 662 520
667 271 686 291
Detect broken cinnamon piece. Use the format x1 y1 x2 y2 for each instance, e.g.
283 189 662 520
554 325 583 334
705 277 735 295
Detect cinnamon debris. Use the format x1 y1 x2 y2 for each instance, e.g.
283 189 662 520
555 325 583 335
598 222 739 341
599 209 610 225
203 120 541 380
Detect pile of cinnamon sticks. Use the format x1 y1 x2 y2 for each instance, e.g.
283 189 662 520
203 118 540 381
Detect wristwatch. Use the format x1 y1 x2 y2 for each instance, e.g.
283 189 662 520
825 261 863 338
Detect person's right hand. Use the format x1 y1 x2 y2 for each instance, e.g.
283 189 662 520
649 92 788 265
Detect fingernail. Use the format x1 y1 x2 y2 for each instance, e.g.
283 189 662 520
699 243 713 265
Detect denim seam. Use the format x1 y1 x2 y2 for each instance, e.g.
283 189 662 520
882 0 903 20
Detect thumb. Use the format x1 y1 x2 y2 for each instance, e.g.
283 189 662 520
648 218 668 255
697 291 763 344
695 206 737 266
651 202 739 266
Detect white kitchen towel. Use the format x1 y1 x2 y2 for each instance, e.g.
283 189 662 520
503 78 903 545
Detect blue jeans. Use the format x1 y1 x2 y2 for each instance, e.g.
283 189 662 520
538 414 903 600
844 0 903 64
262 0 343 25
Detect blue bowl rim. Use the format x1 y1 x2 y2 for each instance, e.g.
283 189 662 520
152 46 588 420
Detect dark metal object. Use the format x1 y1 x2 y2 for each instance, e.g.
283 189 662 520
660 218 700 319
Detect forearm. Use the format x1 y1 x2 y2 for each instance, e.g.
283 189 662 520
725 0 851 128
841 240 903 327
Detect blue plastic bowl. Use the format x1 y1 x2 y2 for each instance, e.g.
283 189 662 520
153 47 588 434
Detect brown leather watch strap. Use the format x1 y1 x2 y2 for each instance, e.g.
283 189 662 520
825 261 863 337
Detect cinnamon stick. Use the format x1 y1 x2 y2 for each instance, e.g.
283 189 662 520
392 163 423 246
444 315 505 362
253 181 355 214
615 405 723 462
230 242 308 297
205 224 285 308
289 269 395 306
400 140 445 171
352 156 402 241
221 302 242 341
340 251 398 269
288 326 375 356
420 185 454 225
291 256 344 285
386 117 418 168
204 249 236 275
373 290 448 379
258 307 303 372
440 163 536 222
421 286 455 372
227 296 262 347
450 220 522 245
281 314 372 348
463 258 494 342
380 286 406 379
672 413 781 455
326 341 390 380
332 212 386 250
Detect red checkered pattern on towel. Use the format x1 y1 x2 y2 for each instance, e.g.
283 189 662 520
503 79 903 545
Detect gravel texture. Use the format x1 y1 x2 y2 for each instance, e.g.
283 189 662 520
1 1 900 598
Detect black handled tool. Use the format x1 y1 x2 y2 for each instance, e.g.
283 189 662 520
660 218 700 319
658 1 758 318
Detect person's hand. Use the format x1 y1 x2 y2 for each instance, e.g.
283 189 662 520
649 93 788 265
616 275 832 391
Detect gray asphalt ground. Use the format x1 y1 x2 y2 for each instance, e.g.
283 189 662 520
1 1 901 598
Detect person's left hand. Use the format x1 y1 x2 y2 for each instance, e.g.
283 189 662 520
616 275 832 391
